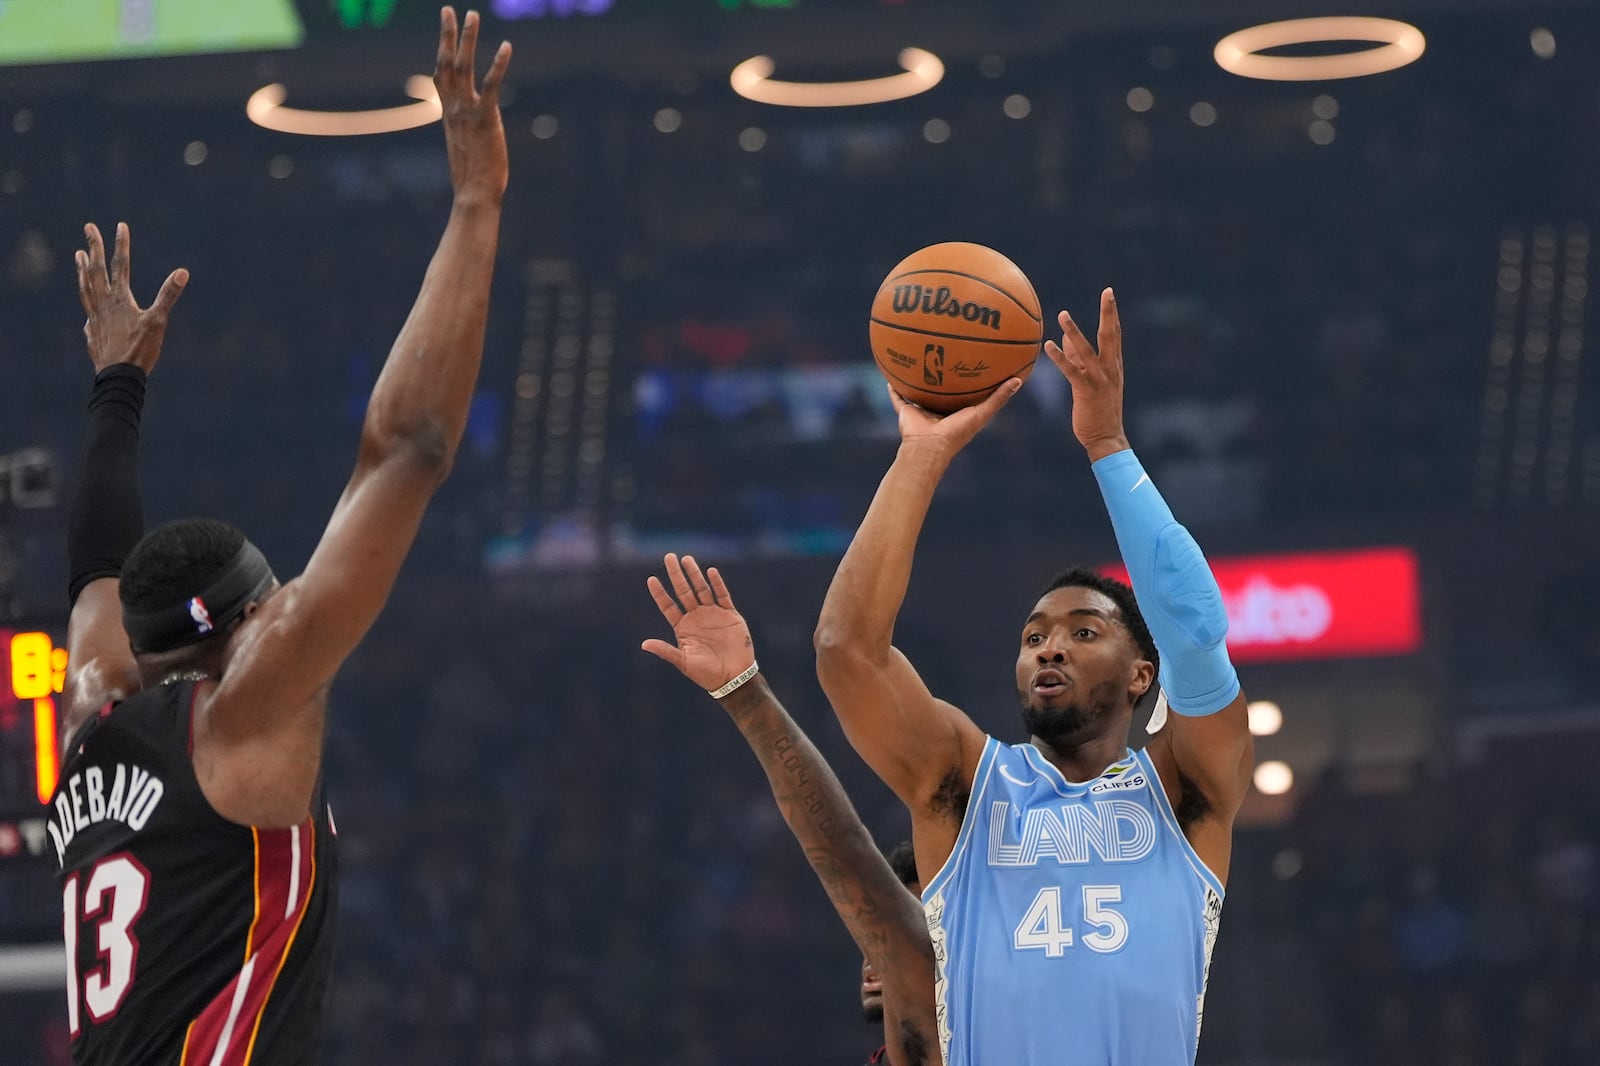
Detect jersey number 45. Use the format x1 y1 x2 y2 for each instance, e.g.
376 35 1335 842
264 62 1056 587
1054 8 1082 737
1013 885 1129 957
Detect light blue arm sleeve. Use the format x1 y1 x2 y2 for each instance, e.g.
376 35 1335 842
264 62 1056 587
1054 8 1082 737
1091 449 1240 716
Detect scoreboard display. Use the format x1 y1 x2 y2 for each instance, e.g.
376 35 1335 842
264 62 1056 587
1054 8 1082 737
1 0 956 66
0 0 305 66
0 627 67 862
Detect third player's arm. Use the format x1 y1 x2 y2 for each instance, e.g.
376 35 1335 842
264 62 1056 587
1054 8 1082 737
63 222 188 738
720 675 937 1053
644 555 938 1063
813 386 1018 807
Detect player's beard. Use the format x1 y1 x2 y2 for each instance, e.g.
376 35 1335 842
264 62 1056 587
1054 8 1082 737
1018 678 1123 747
862 1001 885 1024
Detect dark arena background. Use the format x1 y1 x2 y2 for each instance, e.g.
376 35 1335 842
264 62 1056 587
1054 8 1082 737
2 0 1599 1062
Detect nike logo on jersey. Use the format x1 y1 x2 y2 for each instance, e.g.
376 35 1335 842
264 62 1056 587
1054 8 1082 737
999 765 1041 788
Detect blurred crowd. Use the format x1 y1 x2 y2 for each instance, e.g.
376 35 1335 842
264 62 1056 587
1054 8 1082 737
1222 732 1600 1066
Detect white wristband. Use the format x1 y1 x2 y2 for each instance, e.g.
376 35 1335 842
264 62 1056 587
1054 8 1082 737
709 660 760 700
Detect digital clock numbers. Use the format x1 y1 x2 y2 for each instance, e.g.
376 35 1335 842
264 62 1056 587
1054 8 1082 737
3 631 66 806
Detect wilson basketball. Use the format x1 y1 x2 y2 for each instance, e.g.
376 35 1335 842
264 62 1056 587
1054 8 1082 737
869 242 1043 413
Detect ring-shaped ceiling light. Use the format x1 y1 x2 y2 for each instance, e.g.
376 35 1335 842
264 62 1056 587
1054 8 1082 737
730 48 944 107
247 75 441 135
1214 17 1425 81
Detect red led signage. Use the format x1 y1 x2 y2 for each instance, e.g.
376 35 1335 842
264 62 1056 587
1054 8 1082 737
1103 546 1422 663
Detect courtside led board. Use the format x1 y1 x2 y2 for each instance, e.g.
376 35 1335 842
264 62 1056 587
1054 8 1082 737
1102 547 1422 663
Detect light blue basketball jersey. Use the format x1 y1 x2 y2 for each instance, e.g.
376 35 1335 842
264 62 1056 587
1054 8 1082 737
922 737 1224 1065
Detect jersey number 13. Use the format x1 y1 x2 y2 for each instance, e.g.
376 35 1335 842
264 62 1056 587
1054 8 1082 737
62 854 153 1035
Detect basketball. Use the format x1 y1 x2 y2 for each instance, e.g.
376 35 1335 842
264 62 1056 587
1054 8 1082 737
869 242 1044 413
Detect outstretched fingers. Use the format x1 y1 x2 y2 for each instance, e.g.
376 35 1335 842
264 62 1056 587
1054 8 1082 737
1057 309 1099 367
435 7 510 101
148 269 190 323
681 555 714 604
74 251 94 315
109 222 130 291
82 224 109 294
454 9 481 87
706 566 735 611
479 41 512 101
639 637 686 672
1042 338 1076 378
436 7 459 84
1096 288 1123 380
645 574 683 626
1043 336 1090 381
664 552 699 610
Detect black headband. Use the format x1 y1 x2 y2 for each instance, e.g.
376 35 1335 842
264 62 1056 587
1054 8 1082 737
123 540 277 654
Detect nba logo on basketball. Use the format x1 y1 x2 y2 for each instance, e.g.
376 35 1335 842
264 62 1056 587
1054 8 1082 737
188 597 214 634
923 344 945 386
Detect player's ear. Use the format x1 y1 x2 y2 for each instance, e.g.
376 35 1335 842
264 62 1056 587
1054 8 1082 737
1128 656 1155 703
239 581 281 622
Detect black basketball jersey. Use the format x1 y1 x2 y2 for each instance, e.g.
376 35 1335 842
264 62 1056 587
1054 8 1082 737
46 680 338 1066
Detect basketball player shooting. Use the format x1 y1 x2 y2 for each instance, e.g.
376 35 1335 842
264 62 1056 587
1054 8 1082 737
640 553 939 1066
815 289 1254 1064
47 11 510 1063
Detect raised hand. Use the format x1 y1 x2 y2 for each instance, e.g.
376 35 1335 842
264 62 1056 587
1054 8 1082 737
888 377 1023 462
74 222 187 376
434 7 512 203
1044 287 1131 461
641 553 757 693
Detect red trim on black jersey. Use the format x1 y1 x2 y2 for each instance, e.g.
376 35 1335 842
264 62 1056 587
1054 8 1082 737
868 1046 888 1064
179 821 315 1066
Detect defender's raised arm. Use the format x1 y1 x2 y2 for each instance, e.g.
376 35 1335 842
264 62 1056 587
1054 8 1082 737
644 555 938 1065
62 221 188 740
199 8 513 825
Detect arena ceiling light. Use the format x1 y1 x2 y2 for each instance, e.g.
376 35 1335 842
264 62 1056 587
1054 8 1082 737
730 48 944 107
246 75 440 136
1214 17 1425 81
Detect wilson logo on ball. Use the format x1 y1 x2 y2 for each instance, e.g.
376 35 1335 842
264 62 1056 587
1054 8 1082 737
892 284 1003 330
870 242 1042 414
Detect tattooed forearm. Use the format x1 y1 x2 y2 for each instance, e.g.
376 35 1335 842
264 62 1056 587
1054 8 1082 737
719 674 932 953
717 673 938 1062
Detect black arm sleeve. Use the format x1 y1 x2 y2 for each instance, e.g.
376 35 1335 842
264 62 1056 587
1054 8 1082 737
67 365 148 606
